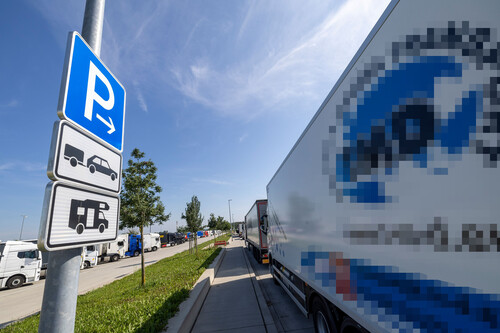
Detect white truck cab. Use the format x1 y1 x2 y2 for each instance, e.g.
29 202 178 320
81 245 98 269
143 233 161 252
0 241 42 289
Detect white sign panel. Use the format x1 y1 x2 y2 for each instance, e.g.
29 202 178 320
48 120 122 193
38 182 119 251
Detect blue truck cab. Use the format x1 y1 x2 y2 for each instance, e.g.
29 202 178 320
125 234 142 257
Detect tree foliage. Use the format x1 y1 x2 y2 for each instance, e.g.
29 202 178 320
208 213 230 230
181 195 203 252
120 148 170 285
181 195 203 232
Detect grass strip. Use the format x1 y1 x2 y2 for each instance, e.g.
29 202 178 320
3 233 231 333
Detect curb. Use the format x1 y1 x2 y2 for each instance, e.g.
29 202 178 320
242 245 278 333
163 246 227 333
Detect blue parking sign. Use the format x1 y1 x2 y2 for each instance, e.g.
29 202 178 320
58 32 126 152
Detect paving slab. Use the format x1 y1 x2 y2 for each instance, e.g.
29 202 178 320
191 238 276 333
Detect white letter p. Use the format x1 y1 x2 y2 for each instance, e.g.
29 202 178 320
84 61 115 121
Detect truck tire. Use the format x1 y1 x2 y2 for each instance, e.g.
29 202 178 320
340 318 364 333
69 157 78 167
98 224 105 233
6 275 25 289
311 296 337 333
133 250 140 257
152 246 158 251
111 254 120 262
84 261 90 269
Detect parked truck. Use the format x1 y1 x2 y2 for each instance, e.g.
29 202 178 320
0 241 42 289
80 245 98 269
266 1 500 332
125 234 142 257
245 200 268 264
98 234 128 262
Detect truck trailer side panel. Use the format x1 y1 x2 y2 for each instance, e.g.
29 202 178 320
245 200 268 263
267 1 500 332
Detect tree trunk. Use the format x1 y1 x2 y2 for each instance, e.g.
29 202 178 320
195 234 198 254
140 224 145 286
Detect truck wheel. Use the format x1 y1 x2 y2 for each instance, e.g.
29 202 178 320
133 250 140 257
84 261 90 269
69 157 78 167
340 317 363 333
111 254 120 262
7 275 25 289
311 296 337 333
76 223 85 234
89 164 96 174
152 246 158 251
98 224 105 233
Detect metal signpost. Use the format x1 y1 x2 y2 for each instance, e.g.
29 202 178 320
38 1 126 332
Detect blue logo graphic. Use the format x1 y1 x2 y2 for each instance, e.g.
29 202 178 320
322 22 500 204
60 32 126 152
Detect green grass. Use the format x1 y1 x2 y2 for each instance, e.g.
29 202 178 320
3 233 231 333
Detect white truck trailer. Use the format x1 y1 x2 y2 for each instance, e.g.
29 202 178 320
0 241 42 289
245 200 269 264
98 234 128 262
266 1 500 332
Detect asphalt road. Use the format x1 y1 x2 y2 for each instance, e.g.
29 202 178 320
243 242 314 333
0 236 216 327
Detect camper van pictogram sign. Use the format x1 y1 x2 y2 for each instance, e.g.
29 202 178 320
48 120 122 193
39 182 119 251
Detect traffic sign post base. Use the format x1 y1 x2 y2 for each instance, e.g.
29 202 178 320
38 248 82 333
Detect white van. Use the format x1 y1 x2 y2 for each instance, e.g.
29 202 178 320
0 241 42 289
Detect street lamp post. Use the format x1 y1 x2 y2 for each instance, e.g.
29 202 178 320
228 199 232 232
19 215 28 240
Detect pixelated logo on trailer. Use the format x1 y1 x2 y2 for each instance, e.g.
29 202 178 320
322 22 500 204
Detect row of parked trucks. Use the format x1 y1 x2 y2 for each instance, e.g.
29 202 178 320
0 233 162 289
0 229 223 290
243 1 500 332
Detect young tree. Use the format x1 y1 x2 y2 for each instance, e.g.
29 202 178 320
207 213 217 230
181 195 203 253
215 216 227 230
120 148 170 286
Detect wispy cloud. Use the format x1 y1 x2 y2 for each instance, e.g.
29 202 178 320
29 0 389 120
169 0 390 119
0 162 45 172
239 134 248 143
0 99 18 108
133 81 148 112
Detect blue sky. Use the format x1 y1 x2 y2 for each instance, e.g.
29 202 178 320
0 0 389 241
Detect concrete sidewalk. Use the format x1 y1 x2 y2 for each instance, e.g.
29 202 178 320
190 238 276 333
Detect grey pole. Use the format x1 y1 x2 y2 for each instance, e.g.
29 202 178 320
81 0 105 56
19 215 27 240
38 1 105 332
38 248 82 332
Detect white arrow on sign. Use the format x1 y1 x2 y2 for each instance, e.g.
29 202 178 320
96 114 115 134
